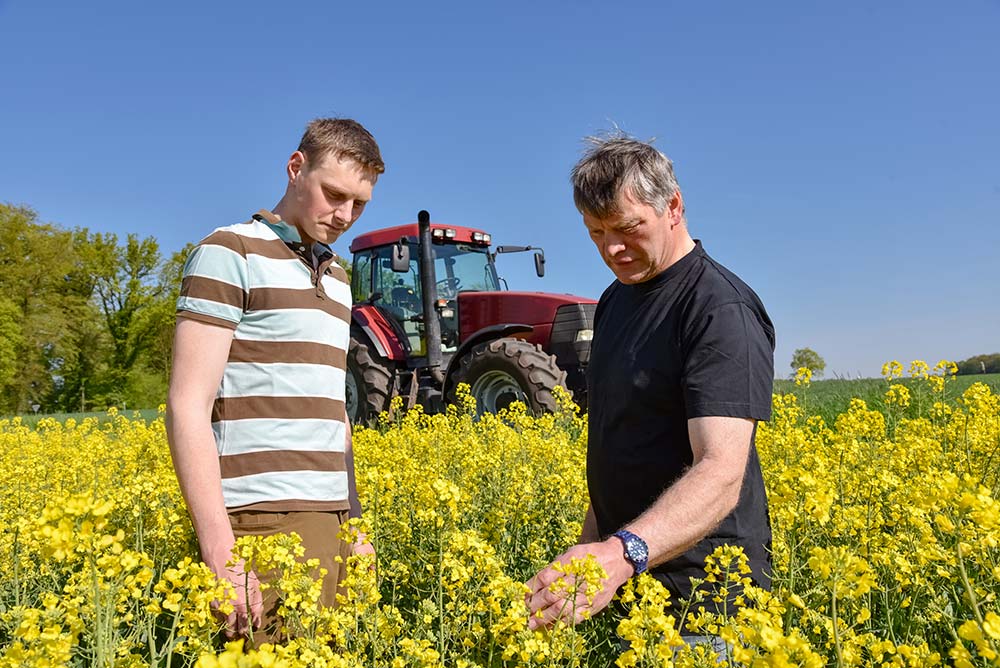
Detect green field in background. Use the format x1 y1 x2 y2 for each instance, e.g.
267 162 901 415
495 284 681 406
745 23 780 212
6 373 1000 428
773 373 1000 424
3 408 162 428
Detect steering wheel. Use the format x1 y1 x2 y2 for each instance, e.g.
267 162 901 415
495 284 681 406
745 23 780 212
436 277 461 298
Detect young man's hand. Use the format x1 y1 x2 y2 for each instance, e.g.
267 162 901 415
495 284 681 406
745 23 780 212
352 531 377 574
352 533 376 558
207 554 264 638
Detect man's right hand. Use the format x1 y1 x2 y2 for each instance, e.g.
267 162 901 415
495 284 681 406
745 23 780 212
208 556 264 638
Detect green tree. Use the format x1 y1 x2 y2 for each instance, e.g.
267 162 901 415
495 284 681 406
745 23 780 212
124 243 192 406
790 347 826 378
0 298 23 390
0 203 193 413
0 204 92 413
79 231 164 405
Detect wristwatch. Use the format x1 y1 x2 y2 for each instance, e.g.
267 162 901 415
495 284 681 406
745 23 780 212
612 529 649 575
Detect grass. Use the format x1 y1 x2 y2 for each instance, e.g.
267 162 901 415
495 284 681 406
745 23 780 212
7 373 1000 430
3 408 161 429
773 373 1000 425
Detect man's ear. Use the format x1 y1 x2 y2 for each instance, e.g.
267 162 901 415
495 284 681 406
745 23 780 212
669 190 685 226
287 150 307 182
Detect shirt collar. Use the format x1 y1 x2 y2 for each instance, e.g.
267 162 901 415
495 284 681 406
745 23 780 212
633 240 705 294
252 209 303 244
252 209 336 269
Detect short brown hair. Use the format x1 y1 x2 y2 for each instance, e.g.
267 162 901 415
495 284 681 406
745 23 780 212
298 118 385 176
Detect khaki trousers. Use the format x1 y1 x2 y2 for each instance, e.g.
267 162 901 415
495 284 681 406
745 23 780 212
229 509 352 644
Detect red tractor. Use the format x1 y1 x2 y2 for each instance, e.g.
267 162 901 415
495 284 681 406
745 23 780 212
345 210 597 422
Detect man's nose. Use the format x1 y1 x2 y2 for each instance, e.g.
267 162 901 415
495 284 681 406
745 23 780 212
332 200 354 224
604 234 626 257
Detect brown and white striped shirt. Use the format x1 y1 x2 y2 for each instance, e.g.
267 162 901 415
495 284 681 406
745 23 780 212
176 210 351 512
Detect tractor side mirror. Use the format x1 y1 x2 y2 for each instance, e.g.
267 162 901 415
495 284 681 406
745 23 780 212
391 240 410 272
495 244 546 277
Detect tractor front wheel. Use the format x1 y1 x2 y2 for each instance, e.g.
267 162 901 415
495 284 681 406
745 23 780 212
346 335 395 424
448 338 568 414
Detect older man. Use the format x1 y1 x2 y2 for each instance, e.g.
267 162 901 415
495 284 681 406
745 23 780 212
527 133 775 645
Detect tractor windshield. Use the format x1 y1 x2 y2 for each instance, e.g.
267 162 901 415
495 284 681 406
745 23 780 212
434 243 500 297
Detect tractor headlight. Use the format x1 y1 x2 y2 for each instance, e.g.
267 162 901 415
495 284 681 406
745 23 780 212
575 329 593 343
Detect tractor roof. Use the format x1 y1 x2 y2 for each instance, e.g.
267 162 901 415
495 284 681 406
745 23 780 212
349 223 490 253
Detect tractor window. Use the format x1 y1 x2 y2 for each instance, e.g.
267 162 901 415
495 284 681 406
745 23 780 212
351 252 372 303
372 246 424 356
433 244 499 297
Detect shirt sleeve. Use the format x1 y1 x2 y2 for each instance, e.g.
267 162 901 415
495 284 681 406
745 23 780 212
681 301 774 421
175 230 250 330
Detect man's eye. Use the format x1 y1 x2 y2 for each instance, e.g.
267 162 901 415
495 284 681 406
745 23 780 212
621 224 639 234
588 229 603 237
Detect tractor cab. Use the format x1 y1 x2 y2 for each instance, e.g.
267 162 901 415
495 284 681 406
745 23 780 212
345 211 596 422
350 227 501 356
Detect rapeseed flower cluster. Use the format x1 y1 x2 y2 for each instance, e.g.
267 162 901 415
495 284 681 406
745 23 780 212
2 371 1000 666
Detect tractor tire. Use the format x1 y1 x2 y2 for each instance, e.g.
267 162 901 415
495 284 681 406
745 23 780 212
346 335 395 424
448 338 568 414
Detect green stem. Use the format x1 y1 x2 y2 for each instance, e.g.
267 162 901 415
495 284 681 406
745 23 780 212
831 581 843 668
437 526 445 661
956 541 1000 658
162 607 181 668
12 525 20 609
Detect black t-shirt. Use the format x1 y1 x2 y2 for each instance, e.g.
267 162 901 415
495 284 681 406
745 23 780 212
587 240 775 601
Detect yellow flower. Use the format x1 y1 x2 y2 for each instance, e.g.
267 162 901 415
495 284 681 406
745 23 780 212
5 366 1000 665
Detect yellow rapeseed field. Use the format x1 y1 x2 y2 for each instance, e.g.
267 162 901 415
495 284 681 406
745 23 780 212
2 363 999 667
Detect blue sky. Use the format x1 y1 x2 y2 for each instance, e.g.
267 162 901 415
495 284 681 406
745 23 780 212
2 0 998 378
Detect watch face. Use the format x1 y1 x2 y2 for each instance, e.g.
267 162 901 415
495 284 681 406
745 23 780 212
616 530 649 573
628 537 649 563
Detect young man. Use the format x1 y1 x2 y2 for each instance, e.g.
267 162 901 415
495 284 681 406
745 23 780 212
526 133 775 649
166 118 384 641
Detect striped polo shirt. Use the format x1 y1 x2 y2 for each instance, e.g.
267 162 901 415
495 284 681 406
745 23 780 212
176 209 351 512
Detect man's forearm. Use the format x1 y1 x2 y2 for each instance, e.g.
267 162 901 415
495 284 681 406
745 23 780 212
626 456 744 570
166 404 235 563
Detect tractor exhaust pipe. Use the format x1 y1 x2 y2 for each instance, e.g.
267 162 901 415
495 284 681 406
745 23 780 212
418 210 444 375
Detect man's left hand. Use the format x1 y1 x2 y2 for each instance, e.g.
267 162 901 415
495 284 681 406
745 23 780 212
525 538 633 630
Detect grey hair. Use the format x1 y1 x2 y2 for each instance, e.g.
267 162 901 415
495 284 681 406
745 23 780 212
571 131 680 218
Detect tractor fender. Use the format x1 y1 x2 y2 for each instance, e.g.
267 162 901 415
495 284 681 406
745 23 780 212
443 323 533 394
352 306 409 361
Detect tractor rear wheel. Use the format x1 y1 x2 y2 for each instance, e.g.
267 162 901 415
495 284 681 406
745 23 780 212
346 335 395 423
448 338 568 414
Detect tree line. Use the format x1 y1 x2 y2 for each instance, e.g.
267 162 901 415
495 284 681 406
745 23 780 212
788 347 1000 381
0 203 190 415
956 353 1000 376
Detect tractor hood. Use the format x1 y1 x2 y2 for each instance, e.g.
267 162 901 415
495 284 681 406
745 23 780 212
457 291 597 347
